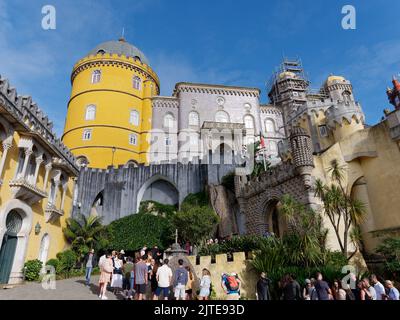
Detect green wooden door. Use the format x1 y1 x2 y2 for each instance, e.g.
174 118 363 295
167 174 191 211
0 234 18 284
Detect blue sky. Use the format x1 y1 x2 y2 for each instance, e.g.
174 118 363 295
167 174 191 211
1 0 400 136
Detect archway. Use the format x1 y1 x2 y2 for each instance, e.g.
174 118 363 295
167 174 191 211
136 175 179 213
0 200 33 284
213 143 234 165
263 199 286 237
91 191 104 217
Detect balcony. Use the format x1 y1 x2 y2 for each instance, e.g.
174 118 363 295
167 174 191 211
9 178 47 205
45 203 64 223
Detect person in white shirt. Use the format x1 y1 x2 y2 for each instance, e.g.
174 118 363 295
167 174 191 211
370 274 385 300
153 259 173 300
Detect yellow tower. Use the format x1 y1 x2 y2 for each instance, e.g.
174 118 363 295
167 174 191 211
62 38 160 168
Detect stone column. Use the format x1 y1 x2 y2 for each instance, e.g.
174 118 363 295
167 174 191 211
52 180 60 206
20 149 33 179
0 141 12 182
60 183 67 211
33 157 43 186
43 163 52 191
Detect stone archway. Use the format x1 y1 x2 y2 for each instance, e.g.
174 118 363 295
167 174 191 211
0 199 33 284
91 190 104 217
262 199 286 237
136 175 179 213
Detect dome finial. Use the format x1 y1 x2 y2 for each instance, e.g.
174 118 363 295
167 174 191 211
119 27 126 42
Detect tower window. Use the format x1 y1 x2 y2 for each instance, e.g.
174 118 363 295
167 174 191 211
165 137 172 146
133 76 141 90
129 133 138 145
319 125 328 138
189 111 200 126
244 115 254 129
164 114 175 129
91 70 101 84
130 110 140 126
265 119 275 133
85 105 96 120
82 129 92 141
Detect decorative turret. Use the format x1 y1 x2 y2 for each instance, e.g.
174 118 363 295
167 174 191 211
290 127 314 188
387 76 400 110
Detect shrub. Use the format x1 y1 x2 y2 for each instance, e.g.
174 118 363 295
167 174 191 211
24 259 43 281
198 235 266 256
376 236 400 277
181 192 209 208
107 213 174 251
221 172 235 193
138 201 177 218
46 258 59 272
56 250 77 277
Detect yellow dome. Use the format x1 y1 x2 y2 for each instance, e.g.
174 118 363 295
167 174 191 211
326 75 346 85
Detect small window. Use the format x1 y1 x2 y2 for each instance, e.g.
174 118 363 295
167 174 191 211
319 125 328 138
165 137 172 146
85 105 96 120
215 111 230 123
164 114 174 129
130 110 140 126
133 76 141 90
265 119 275 133
189 111 200 126
244 115 254 129
82 129 92 141
91 70 101 84
129 133 138 145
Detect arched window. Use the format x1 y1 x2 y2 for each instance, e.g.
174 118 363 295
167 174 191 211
91 70 101 84
38 234 50 265
189 111 200 126
82 129 92 141
265 119 275 133
244 115 254 129
130 110 140 126
133 76 141 90
76 156 89 167
129 133 138 146
126 160 138 167
215 110 230 123
343 91 352 105
85 105 96 120
164 114 174 129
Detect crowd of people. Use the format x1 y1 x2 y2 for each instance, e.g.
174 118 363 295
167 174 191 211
83 247 399 301
256 272 400 300
84 246 242 300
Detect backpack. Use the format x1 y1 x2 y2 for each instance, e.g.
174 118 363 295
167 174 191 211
225 275 239 291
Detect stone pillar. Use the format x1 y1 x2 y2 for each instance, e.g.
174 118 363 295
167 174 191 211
33 157 43 186
60 183 67 211
0 141 12 182
20 149 33 179
43 163 52 191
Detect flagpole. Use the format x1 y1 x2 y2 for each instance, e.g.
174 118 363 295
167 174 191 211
260 131 267 171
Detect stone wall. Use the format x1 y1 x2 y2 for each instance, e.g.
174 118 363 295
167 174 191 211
187 252 258 299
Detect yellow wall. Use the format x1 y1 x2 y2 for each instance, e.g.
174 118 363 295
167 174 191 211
0 131 75 264
62 53 159 168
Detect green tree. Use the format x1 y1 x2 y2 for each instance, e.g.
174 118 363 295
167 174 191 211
314 159 366 257
63 214 108 261
173 205 220 245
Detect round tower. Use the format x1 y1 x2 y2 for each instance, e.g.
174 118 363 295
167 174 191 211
290 127 314 188
62 38 160 169
324 75 364 141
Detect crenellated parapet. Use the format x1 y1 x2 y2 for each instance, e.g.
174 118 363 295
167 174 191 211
0 76 78 175
151 96 180 109
325 101 364 129
173 82 260 98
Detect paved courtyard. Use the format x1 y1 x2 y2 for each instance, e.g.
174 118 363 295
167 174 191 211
0 276 122 300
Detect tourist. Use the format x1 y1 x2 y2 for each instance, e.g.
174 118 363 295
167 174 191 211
150 258 159 297
140 245 147 257
151 245 160 259
111 252 123 295
314 272 333 300
302 279 317 300
154 259 173 300
185 241 191 255
332 279 346 300
185 266 194 300
83 248 97 286
221 273 241 300
384 280 399 300
256 272 271 300
281 274 301 300
192 244 198 257
198 268 212 300
361 278 376 300
370 274 385 300
123 257 135 300
341 281 356 301
119 250 126 262
98 252 113 300
174 259 189 300
134 254 149 300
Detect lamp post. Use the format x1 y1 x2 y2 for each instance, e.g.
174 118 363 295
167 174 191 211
111 147 116 167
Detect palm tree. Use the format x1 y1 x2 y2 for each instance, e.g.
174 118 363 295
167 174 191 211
63 214 107 262
314 159 366 257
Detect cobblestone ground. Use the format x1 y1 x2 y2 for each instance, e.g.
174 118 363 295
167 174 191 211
0 276 124 300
